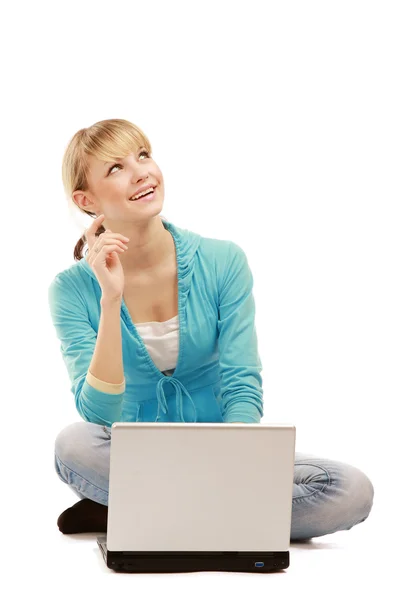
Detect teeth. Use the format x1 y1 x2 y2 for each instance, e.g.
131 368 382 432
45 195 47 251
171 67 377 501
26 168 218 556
130 187 154 201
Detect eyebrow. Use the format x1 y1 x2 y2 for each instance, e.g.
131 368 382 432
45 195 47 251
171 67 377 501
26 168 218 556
104 159 121 167
103 148 145 167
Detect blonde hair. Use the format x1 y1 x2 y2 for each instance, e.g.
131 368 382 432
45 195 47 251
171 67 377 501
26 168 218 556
62 118 165 261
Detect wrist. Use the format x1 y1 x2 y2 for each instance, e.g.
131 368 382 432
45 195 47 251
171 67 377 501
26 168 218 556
101 294 122 305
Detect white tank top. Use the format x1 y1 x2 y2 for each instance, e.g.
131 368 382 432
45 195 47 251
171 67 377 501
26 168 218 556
134 314 179 376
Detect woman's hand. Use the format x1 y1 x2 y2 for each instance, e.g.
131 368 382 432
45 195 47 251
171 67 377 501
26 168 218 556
85 214 130 301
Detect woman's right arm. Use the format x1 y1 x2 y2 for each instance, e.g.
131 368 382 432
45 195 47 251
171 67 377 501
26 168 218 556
83 213 130 393
87 295 124 387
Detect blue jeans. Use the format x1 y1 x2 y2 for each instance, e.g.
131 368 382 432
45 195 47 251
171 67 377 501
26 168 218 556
54 422 374 541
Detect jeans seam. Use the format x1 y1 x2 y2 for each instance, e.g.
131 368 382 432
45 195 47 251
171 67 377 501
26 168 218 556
293 462 332 503
55 454 108 496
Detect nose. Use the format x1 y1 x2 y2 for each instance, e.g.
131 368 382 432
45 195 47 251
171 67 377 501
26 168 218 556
131 168 150 184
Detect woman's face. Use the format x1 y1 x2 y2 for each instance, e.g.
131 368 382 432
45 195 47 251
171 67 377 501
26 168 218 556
74 147 164 220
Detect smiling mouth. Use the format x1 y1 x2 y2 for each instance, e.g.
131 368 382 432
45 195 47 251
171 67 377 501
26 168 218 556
129 186 157 201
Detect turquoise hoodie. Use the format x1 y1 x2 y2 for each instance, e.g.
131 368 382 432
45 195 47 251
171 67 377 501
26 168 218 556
47 218 264 426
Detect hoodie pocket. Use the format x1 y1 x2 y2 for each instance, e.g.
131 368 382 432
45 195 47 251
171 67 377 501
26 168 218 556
120 401 143 423
189 383 223 423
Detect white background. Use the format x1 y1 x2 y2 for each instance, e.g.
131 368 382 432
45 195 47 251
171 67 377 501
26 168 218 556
2 0 398 595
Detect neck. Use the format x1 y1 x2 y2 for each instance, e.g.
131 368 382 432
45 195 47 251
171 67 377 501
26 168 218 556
112 217 175 276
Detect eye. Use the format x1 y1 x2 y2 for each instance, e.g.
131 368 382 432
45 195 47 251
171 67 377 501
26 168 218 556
108 150 151 175
108 163 123 175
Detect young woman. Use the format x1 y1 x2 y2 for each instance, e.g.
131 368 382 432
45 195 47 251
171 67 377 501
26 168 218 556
49 118 374 537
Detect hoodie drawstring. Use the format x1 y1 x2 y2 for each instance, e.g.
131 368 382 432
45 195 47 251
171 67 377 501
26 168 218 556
155 375 197 422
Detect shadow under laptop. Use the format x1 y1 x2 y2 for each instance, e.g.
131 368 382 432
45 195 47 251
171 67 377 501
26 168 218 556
59 533 342 552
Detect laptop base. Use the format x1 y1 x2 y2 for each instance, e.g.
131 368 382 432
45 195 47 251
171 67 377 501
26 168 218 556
97 536 289 573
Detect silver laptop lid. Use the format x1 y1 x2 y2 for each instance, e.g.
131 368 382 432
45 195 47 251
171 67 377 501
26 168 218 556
107 423 296 553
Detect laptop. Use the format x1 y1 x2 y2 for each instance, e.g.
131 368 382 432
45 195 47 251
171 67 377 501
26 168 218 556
97 422 296 573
